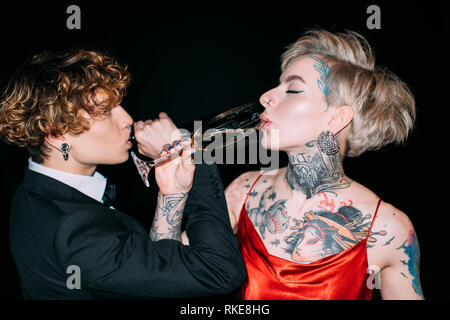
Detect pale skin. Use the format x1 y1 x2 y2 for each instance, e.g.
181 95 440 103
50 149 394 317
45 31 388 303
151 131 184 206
134 112 195 241
224 55 424 300
142 55 423 299
43 90 195 239
44 91 135 176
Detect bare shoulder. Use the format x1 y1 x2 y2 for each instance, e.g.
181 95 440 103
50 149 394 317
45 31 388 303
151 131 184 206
376 202 414 232
344 181 415 241
373 201 416 245
369 201 424 299
343 181 418 269
225 170 261 218
368 200 418 268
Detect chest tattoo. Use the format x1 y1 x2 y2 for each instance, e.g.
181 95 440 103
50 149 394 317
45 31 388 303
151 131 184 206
246 189 388 264
247 186 290 239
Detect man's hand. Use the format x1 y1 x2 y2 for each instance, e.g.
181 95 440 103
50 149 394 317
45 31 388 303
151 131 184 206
155 140 195 194
134 112 195 194
134 112 182 159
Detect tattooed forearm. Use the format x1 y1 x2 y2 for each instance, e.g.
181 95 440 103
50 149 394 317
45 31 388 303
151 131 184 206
149 226 165 241
150 191 188 241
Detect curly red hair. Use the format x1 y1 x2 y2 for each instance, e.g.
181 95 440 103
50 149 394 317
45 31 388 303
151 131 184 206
0 49 130 163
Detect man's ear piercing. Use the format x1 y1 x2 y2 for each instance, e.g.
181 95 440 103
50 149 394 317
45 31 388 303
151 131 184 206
61 143 70 161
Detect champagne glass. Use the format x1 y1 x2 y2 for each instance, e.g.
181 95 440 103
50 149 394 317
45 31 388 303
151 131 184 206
129 101 264 187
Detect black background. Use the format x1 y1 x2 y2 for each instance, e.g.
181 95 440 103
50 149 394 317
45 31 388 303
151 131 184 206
0 0 448 302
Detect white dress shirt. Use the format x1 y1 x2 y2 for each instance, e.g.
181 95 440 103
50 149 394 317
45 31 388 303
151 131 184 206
27 157 108 204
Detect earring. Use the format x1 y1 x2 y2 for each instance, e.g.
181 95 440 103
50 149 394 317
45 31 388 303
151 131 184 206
61 143 70 161
317 131 340 155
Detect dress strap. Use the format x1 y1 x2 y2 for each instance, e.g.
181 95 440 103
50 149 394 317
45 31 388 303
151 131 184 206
366 198 382 240
243 174 263 208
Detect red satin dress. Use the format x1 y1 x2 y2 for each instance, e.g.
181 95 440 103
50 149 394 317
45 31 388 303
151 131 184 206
236 175 382 300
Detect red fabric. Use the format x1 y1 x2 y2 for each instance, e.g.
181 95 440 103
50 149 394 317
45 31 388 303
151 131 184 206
236 176 381 300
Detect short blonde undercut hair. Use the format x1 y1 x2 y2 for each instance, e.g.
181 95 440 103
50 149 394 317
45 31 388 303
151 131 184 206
281 29 416 157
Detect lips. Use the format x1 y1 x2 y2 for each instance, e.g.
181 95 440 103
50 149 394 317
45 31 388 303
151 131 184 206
127 127 135 149
127 132 134 149
259 113 272 129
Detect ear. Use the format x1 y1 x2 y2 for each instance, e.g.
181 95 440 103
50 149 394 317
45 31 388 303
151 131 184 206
44 134 67 151
328 105 353 134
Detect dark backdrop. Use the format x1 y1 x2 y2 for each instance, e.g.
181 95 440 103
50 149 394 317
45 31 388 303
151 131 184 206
0 0 448 300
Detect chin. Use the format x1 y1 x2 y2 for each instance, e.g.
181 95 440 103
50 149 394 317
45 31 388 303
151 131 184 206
101 152 130 165
117 152 130 163
260 129 282 151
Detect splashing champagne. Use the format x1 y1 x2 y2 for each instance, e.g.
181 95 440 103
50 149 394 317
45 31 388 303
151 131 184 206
129 102 264 187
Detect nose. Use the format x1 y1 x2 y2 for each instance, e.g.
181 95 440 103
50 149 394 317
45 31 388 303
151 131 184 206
259 89 275 109
117 106 134 129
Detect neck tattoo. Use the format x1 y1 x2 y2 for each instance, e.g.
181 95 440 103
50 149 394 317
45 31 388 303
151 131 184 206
286 140 351 199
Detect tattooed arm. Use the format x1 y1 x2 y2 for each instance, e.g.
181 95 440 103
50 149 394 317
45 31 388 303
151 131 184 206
150 191 188 241
377 207 424 300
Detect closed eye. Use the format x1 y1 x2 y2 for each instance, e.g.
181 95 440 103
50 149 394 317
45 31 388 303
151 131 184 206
286 90 304 94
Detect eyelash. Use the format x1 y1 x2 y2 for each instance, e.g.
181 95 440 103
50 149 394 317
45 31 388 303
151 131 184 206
286 90 304 94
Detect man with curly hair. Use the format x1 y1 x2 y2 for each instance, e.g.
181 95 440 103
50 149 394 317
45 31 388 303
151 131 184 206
0 49 246 299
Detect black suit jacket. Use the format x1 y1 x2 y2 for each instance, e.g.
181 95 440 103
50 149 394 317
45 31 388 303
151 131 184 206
9 163 247 299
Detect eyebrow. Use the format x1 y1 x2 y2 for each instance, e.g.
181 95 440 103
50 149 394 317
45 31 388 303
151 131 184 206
279 74 307 85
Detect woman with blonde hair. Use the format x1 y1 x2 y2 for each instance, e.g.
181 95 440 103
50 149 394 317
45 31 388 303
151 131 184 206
224 29 423 299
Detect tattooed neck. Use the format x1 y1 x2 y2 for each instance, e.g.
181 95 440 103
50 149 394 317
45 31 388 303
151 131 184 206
285 140 350 199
